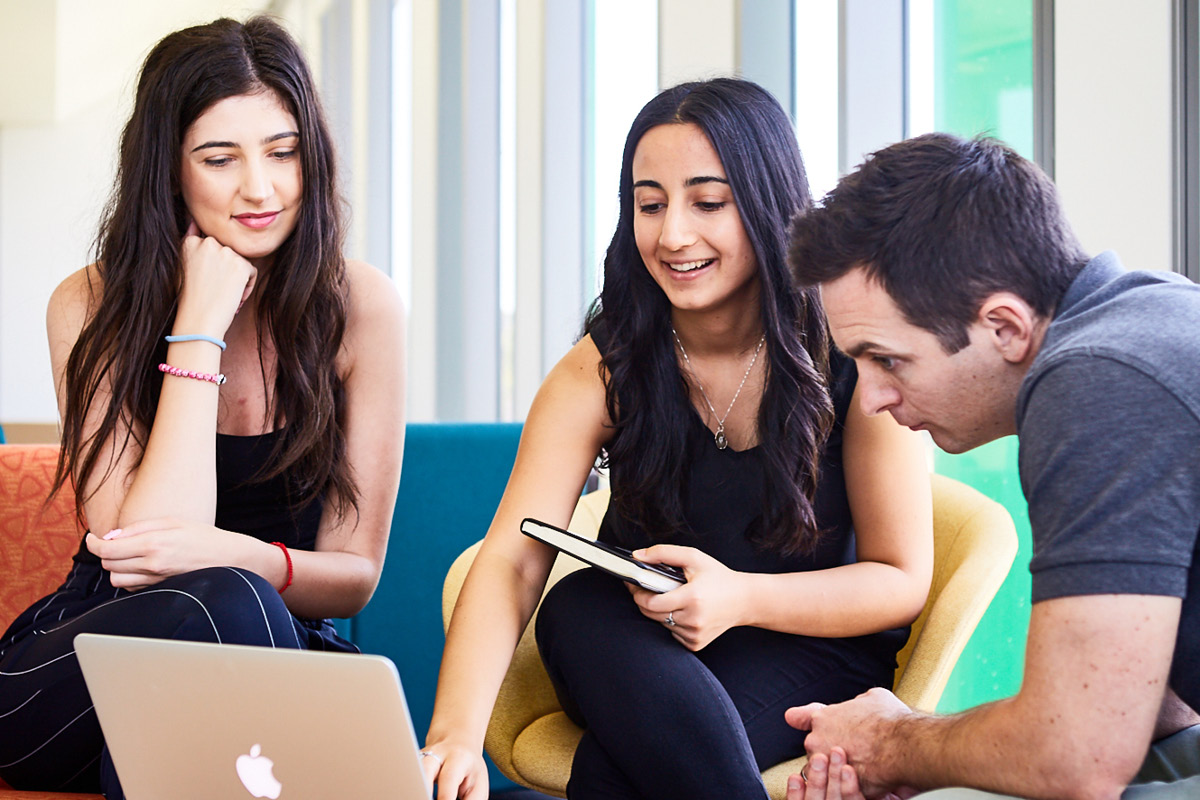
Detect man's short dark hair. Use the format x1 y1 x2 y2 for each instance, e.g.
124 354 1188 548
789 133 1090 352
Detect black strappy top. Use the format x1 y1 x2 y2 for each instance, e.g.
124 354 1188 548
213 430 324 550
596 335 859 574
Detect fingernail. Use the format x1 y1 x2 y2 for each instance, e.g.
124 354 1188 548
831 750 844 768
632 549 645 557
812 758 826 773
103 529 122 540
788 777 802 791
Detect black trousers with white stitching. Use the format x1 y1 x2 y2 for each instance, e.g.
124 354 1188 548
0 563 346 796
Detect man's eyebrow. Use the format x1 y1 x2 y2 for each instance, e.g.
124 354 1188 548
190 131 299 153
843 341 889 359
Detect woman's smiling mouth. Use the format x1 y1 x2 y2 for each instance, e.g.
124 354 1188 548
667 258 715 273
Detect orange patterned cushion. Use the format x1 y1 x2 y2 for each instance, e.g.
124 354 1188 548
0 446 100 797
0 445 84 637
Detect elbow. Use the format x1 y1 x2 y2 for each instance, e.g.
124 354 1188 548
1074 756 1144 800
351 567 385 616
338 584 375 618
1053 776 1128 800
333 558 384 618
1032 744 1142 800
898 589 927 628
894 572 930 628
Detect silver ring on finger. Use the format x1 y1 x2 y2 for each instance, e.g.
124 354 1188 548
665 611 676 627
418 750 443 767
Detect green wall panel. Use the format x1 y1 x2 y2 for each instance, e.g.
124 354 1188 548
930 0 1034 714
933 439 1031 712
935 0 1034 157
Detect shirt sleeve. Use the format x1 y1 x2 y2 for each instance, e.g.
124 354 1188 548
1019 356 1200 603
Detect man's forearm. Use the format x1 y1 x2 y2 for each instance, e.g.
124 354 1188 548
873 697 1133 800
796 596 1178 800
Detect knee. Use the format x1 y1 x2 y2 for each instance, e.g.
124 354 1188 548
154 567 294 647
164 566 279 609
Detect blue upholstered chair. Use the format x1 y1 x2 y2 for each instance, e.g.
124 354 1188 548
348 422 524 791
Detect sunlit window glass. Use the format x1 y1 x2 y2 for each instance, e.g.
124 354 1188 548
588 0 659 300
794 0 840 200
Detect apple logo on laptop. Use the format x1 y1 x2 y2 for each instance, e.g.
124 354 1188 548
236 744 283 799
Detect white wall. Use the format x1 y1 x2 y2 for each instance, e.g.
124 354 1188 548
0 96 119 424
658 0 737 86
1054 0 1174 271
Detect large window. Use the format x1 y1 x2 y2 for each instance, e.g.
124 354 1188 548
587 1 659 305
794 1 840 199
795 0 1034 200
389 0 659 423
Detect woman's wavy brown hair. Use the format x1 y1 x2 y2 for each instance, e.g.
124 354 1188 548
54 16 356 520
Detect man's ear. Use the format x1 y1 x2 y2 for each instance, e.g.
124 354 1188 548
976 293 1040 364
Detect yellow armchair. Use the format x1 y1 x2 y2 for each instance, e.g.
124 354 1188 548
441 473 1017 798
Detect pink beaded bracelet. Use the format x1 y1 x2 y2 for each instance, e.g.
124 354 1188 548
157 362 227 385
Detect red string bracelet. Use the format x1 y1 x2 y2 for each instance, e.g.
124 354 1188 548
270 541 293 593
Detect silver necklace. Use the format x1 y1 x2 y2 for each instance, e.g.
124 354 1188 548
671 327 766 450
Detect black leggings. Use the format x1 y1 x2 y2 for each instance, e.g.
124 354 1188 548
535 568 901 800
0 563 352 797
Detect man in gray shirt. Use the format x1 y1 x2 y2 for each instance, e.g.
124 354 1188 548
784 133 1200 800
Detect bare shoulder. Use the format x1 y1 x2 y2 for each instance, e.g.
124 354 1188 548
47 265 101 330
531 333 610 433
343 259 406 327
506 334 612 496
339 259 406 373
546 333 605 389
47 265 104 361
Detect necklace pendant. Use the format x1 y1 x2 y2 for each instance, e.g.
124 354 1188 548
714 428 729 450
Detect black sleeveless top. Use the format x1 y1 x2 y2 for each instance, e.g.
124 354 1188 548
212 431 324 550
72 430 324 565
598 345 859 574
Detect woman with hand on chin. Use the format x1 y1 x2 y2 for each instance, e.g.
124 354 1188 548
0 17 404 798
424 78 931 800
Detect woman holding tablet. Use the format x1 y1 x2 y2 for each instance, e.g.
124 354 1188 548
425 78 931 800
0 17 405 797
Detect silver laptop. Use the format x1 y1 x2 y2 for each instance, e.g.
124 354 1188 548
75 633 431 800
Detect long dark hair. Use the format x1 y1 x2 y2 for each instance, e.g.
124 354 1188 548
585 78 833 555
55 16 355 519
